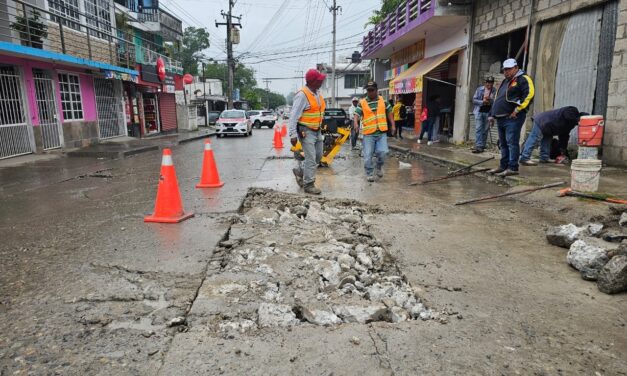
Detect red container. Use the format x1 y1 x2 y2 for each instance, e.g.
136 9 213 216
578 115 604 147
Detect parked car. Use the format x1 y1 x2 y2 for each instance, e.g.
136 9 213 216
323 108 351 130
247 110 276 128
207 111 221 125
216 110 253 137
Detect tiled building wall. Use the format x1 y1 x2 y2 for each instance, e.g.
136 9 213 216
605 0 627 163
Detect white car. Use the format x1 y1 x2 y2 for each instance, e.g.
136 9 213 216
216 110 253 137
247 110 276 128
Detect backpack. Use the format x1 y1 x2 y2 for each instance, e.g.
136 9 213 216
399 105 407 119
420 108 428 122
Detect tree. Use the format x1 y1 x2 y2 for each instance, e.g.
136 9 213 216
178 27 210 76
202 62 257 99
366 0 404 27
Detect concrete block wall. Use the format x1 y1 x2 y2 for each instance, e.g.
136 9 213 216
473 0 611 42
47 24 117 66
605 0 627 164
62 121 99 149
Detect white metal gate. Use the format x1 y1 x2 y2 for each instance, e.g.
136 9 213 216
33 69 63 150
0 66 32 159
94 78 125 139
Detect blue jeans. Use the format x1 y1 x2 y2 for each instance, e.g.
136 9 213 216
496 113 526 171
362 133 388 176
474 112 489 149
520 121 551 161
298 127 323 185
419 118 436 141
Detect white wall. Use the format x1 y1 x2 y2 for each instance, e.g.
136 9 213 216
424 21 468 58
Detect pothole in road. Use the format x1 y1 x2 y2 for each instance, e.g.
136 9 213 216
191 188 452 336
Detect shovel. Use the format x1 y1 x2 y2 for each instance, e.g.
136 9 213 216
557 188 627 205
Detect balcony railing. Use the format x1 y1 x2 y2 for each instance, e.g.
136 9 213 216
0 0 182 74
362 0 433 57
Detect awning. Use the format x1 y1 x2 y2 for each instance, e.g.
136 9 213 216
389 48 461 94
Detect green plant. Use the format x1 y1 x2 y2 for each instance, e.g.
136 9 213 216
10 10 48 49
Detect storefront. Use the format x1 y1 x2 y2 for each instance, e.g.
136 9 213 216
389 44 462 139
130 59 179 136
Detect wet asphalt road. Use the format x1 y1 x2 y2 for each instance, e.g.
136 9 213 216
0 128 625 375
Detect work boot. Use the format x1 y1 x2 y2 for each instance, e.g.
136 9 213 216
376 168 384 178
292 168 304 187
539 159 556 164
488 167 505 174
519 159 538 166
471 148 484 154
304 183 321 195
496 169 519 177
367 175 376 182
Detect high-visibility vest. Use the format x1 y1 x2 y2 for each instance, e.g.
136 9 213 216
297 87 326 130
360 96 388 135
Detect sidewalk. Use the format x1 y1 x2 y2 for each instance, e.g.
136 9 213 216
65 128 215 159
387 133 627 196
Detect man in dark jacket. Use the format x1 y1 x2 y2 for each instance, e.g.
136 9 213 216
488 58 535 177
519 106 582 165
417 95 441 145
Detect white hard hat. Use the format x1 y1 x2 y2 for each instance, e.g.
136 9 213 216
352 97 358 102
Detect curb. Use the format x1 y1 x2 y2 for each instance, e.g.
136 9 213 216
388 144 524 186
177 131 216 145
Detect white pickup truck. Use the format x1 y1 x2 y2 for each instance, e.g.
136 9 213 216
247 110 276 129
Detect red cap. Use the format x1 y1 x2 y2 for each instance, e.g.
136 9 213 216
305 69 326 83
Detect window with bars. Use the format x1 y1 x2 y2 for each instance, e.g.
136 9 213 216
344 74 367 89
48 0 81 31
58 73 83 121
84 0 112 38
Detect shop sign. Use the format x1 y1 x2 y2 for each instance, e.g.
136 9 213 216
391 39 425 68
391 75 423 94
162 72 175 93
156 57 166 82
104 70 138 83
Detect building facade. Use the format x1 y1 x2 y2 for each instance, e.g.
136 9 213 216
361 0 626 165
0 0 183 160
470 0 626 165
362 0 472 140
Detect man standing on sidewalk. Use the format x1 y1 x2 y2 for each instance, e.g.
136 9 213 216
471 76 495 153
353 81 395 182
348 97 360 150
488 59 535 177
289 69 326 195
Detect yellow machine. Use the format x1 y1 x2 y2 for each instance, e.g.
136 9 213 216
290 123 351 166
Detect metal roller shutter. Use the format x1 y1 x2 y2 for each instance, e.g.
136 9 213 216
158 93 177 132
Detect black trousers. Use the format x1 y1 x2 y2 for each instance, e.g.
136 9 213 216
395 119 405 137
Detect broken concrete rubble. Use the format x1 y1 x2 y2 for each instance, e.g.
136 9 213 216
620 213 627 227
546 224 587 248
567 240 610 278
257 303 300 328
597 255 627 294
198 188 440 332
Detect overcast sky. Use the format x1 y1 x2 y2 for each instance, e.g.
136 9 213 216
161 0 381 95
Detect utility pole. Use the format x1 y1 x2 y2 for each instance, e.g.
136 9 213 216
216 0 242 109
202 61 207 126
328 0 341 107
263 79 271 109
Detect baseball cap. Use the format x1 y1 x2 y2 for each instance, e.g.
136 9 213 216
364 81 377 90
485 76 495 82
502 58 518 69
352 97 359 102
305 68 326 82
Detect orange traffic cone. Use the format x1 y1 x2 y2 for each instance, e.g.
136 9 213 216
145 149 194 223
273 126 284 148
280 122 287 137
196 139 224 188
